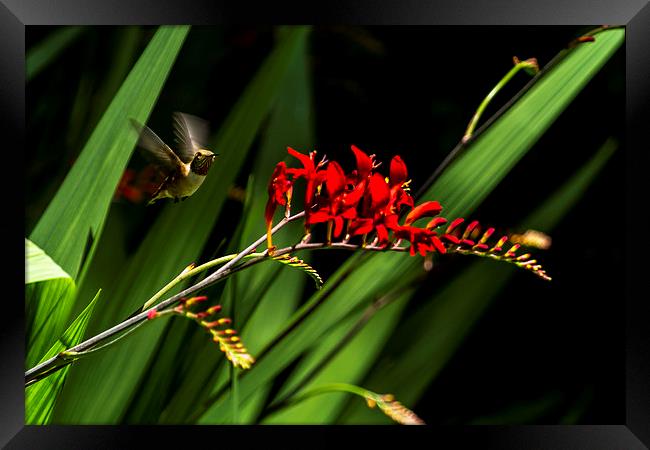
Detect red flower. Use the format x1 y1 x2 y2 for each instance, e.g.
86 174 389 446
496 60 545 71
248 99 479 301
350 145 374 180
115 165 164 204
265 161 293 250
404 201 443 226
267 147 459 257
307 161 351 237
348 172 391 242
347 156 413 245
387 201 447 256
287 147 327 226
307 146 377 238
388 156 414 212
115 169 143 203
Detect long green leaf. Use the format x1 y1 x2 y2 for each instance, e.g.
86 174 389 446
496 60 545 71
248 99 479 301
25 239 76 368
29 26 189 282
338 138 618 423
198 28 624 423
53 26 312 424
25 290 101 424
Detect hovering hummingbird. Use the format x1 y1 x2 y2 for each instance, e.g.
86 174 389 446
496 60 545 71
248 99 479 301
129 112 217 204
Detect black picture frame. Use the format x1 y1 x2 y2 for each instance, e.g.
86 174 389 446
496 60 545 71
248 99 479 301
6 0 649 448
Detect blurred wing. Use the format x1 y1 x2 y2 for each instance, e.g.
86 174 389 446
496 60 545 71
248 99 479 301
130 119 183 173
172 112 209 163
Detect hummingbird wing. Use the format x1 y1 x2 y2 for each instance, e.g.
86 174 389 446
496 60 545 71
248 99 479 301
130 119 184 174
172 112 209 164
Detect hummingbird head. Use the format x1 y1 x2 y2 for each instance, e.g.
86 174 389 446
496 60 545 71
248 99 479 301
191 149 217 175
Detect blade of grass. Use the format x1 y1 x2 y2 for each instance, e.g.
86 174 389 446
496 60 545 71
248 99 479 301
25 290 101 424
337 138 617 423
196 28 624 424
52 26 312 424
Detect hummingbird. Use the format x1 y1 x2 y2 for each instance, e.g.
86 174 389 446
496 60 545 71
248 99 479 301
129 112 217 205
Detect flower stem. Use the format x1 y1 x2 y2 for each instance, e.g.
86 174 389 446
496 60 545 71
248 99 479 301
279 382 370 410
462 59 537 143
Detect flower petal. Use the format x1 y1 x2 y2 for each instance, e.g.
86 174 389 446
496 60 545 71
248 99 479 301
288 147 314 172
369 172 390 211
348 218 374 236
333 216 344 237
351 145 373 179
307 210 331 225
405 201 443 225
389 156 408 187
325 161 346 197
426 217 448 229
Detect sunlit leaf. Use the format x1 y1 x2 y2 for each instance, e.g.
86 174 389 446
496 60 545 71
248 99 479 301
25 238 71 284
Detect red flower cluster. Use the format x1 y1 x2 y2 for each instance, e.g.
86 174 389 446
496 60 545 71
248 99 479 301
115 165 162 203
266 146 460 257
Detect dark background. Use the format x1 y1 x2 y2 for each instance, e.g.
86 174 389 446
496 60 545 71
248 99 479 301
25 26 625 424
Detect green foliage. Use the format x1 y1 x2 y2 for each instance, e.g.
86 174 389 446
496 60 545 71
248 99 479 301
25 240 76 368
198 28 624 424
129 30 314 424
29 26 190 282
25 290 101 424
51 26 312 424
25 26 623 426
25 24 189 410
338 138 618 423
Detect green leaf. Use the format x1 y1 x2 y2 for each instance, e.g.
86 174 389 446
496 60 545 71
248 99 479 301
53 26 312 424
338 138 618 423
25 290 101 424
25 239 77 368
29 26 190 282
263 292 412 423
25 238 71 284
26 26 85 81
197 28 624 424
